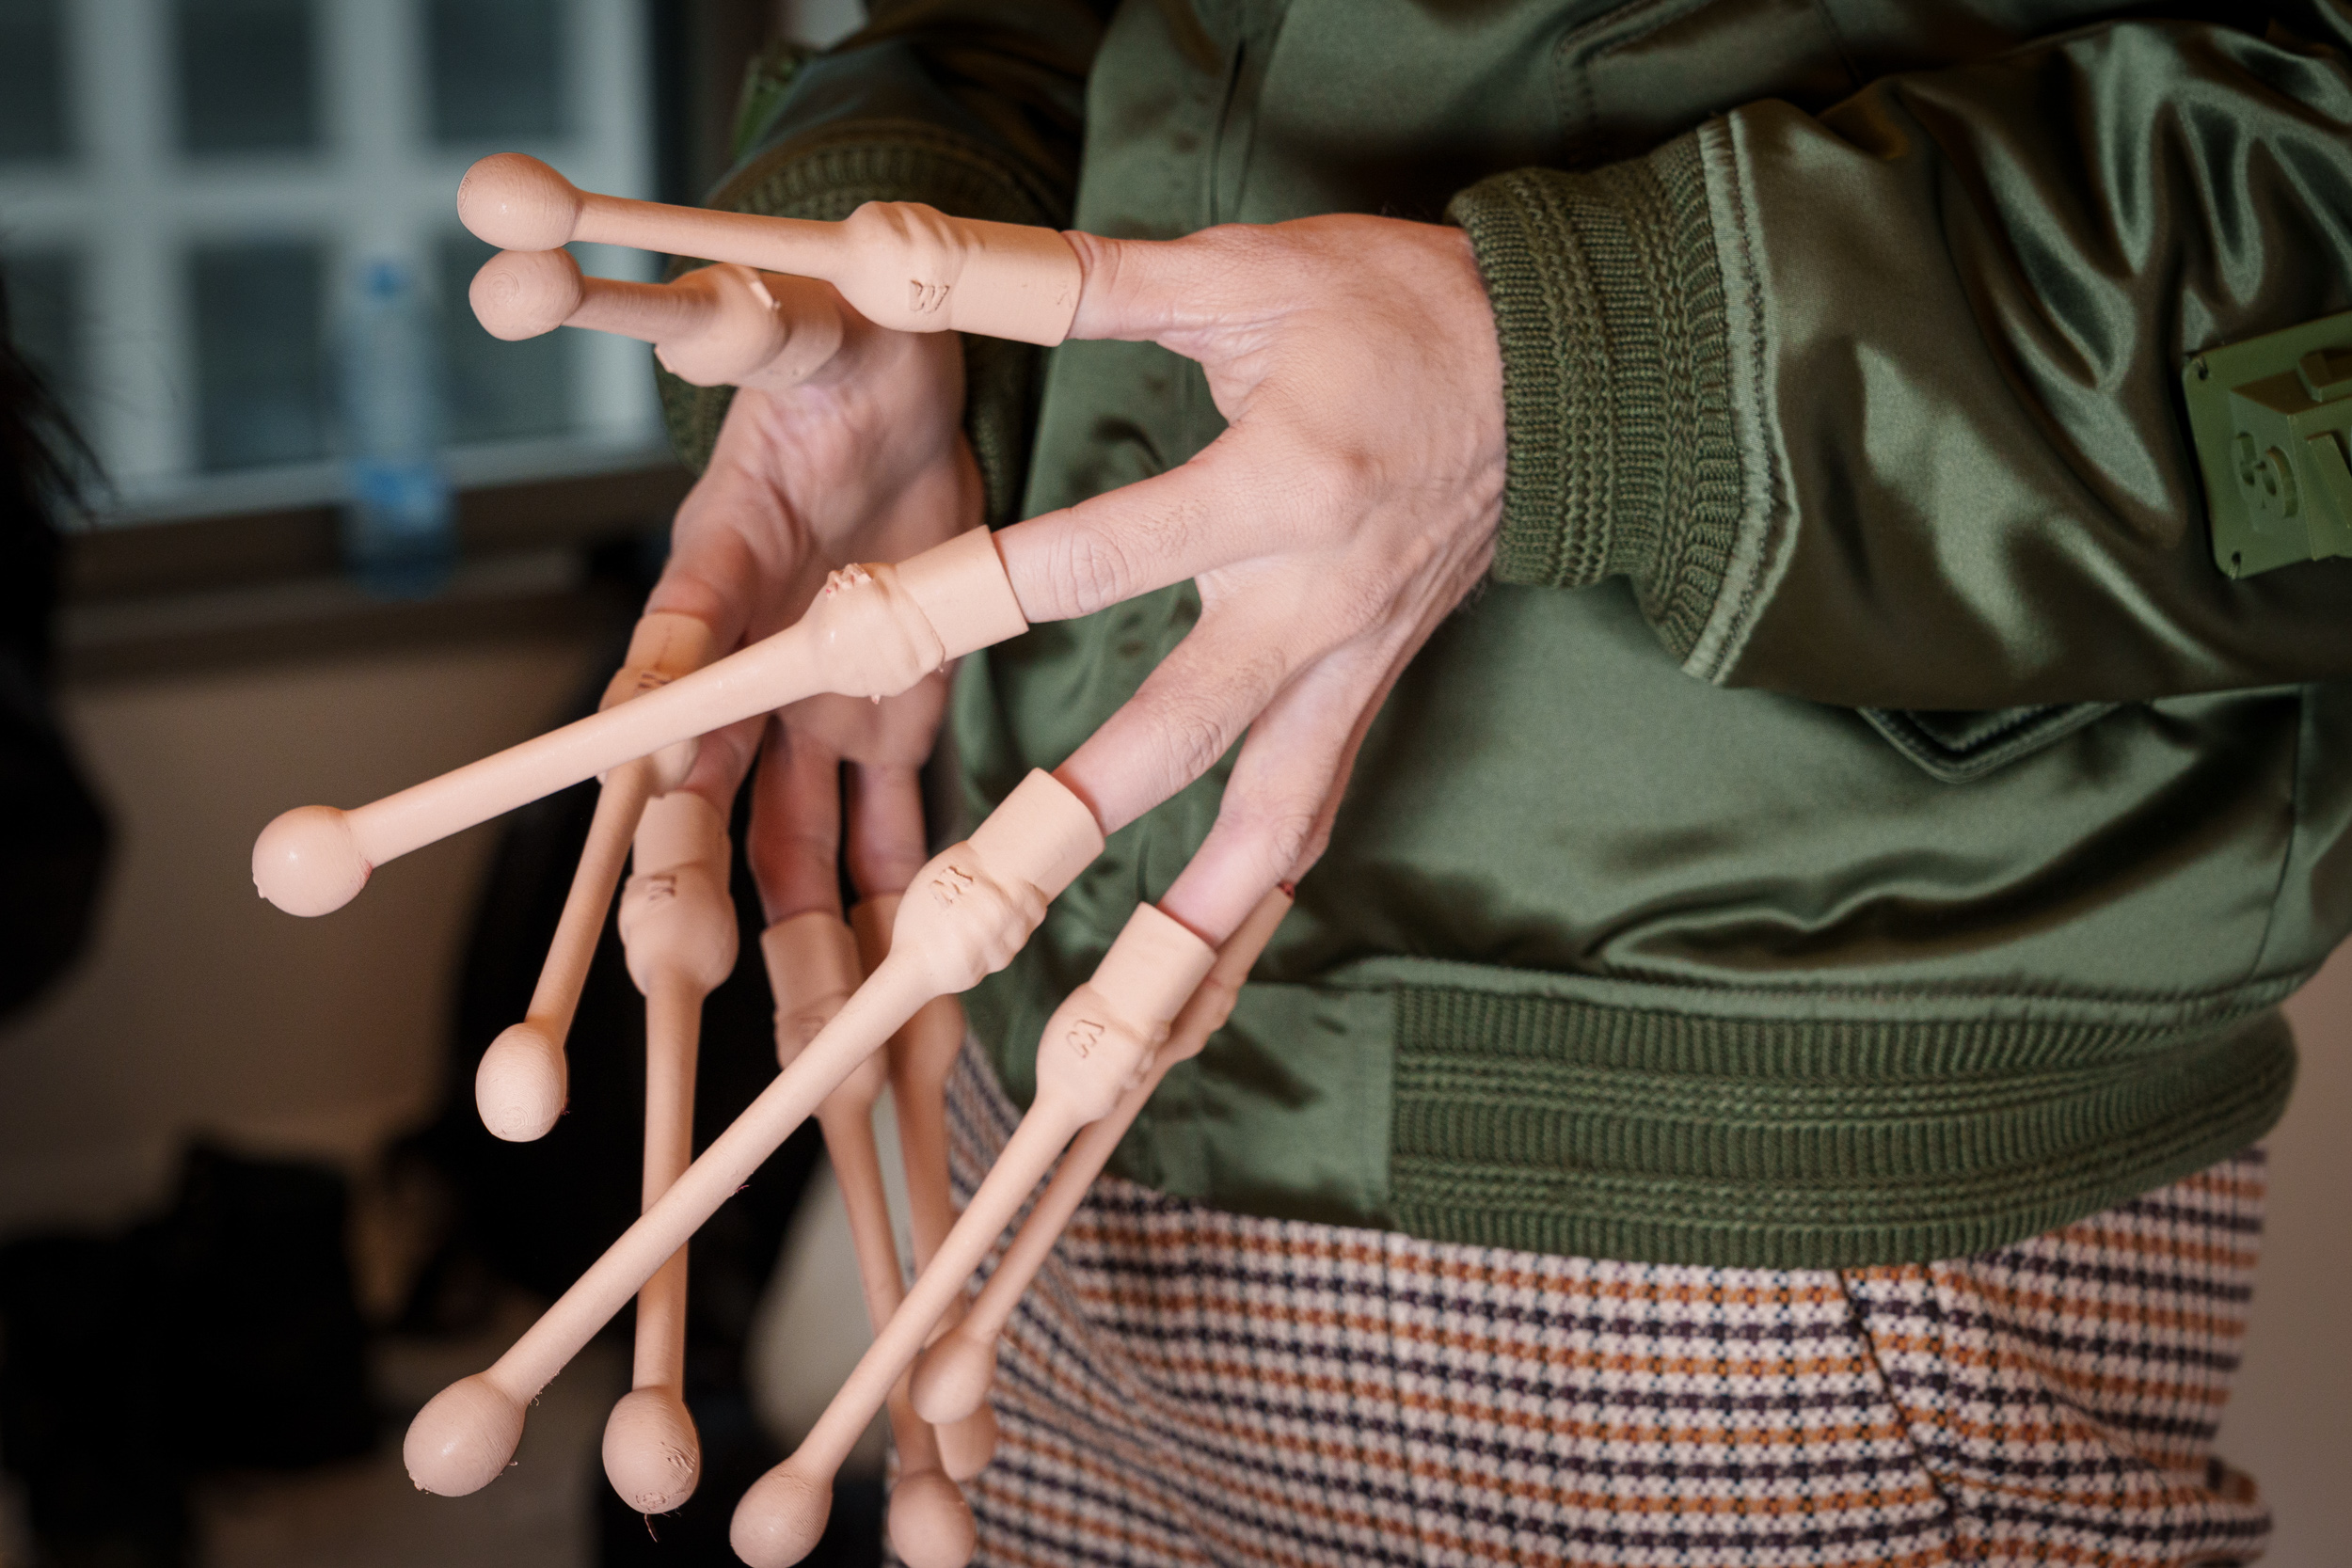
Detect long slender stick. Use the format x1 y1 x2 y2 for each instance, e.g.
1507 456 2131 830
600 792 736 1513
469 249 846 392
818 1063 975 1568
599 971 703 1513
473 762 650 1140
401 770 1102 1498
455 153 1081 346
860 900 996 1481
771 905 976 1565
475 612 710 1141
729 906 1215 1568
913 889 1291 1425
253 529 1025 917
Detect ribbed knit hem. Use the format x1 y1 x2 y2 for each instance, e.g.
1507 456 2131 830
1448 135 1744 660
657 121 1065 527
1390 987 2295 1269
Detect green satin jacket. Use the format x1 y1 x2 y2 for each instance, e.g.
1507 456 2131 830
666 0 2352 1268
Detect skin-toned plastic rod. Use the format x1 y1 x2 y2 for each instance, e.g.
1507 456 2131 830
729 903 1216 1568
601 792 738 1514
912 887 1292 1428
476 610 712 1142
470 249 847 393
774 908 974 1568
252 527 1025 917
854 900 997 1483
401 769 1102 1499
886 990 968 1274
764 911 859 1071
456 153 1081 346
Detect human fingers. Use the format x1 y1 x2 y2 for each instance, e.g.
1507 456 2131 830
1046 574 1325 841
643 325 980 653
1154 583 1452 941
844 761 930 902
992 427 1316 624
1144 615 1414 942
1057 227 1287 347
733 334 980 579
777 677 948 772
984 230 1264 626
643 436 818 662
669 712 762 817
1048 507 1469 840
773 680 946 901
745 718 843 926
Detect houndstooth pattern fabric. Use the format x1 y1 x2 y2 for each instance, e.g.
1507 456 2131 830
922 1046 2270 1568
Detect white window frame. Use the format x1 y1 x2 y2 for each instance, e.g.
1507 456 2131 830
0 0 664 526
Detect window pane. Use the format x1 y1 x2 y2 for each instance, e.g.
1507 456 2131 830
1 248 81 413
428 0 565 145
190 240 326 469
177 0 319 155
437 232 574 442
0 0 68 163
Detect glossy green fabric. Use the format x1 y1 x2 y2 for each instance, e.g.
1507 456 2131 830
707 0 2352 1266
656 1 1109 527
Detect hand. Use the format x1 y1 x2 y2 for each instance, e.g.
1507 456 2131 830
993 215 1506 942
643 292 979 921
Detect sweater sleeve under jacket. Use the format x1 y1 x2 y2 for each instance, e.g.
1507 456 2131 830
658 0 1110 525
1451 7 2352 709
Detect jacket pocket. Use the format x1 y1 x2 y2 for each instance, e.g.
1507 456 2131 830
1861 704 2121 784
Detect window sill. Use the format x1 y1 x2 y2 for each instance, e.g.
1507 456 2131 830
62 454 692 681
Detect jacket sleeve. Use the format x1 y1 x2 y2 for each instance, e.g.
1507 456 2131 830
659 0 1111 526
1449 6 2352 709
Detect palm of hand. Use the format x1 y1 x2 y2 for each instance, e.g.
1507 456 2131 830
650 306 979 921
998 213 1506 939
645 213 1507 946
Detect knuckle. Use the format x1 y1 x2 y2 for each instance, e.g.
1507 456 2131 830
1129 674 1242 789
1152 697 1235 786
1139 484 1210 567
1050 524 1136 614
1290 445 1368 516
1277 451 1376 554
1220 794 1319 881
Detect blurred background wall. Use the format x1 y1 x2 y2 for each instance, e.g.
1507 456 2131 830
0 4 872 1564
0 623 608 1234
2231 968 2352 1568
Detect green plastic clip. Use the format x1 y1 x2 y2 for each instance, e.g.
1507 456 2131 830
2184 309 2352 578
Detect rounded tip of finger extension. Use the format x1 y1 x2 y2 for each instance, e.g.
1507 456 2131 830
457 152 582 251
912 1334 997 1429
887 1470 977 1568
405 1374 526 1497
252 804 369 916
730 1464 833 1568
602 1388 702 1514
476 1023 566 1142
469 247 583 341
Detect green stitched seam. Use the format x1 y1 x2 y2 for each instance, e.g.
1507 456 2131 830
1448 135 1741 659
1388 985 2293 1268
656 122 1067 527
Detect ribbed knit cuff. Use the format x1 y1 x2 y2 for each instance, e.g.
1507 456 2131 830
1390 986 2295 1269
657 121 1066 528
1447 135 1742 660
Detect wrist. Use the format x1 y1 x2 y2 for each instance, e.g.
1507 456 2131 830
1448 133 1741 661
